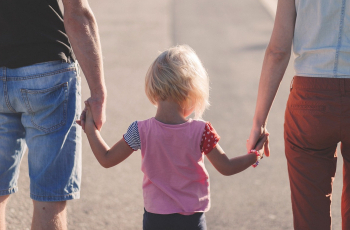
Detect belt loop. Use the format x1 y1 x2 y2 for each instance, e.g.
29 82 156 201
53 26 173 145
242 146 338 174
340 79 345 95
290 77 295 92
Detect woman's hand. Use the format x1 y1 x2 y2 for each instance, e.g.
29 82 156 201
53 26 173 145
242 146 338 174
247 125 270 157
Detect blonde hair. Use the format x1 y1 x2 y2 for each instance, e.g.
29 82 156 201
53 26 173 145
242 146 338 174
145 45 210 119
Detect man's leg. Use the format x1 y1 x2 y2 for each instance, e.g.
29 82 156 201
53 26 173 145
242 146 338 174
0 195 10 230
31 201 67 230
17 61 81 229
0 113 26 230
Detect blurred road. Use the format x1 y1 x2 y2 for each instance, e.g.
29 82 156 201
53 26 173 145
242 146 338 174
259 0 277 17
6 0 343 229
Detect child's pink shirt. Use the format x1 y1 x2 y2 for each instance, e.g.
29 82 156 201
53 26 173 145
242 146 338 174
137 118 210 215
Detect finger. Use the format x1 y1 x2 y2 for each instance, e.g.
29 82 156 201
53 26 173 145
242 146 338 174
84 101 92 111
76 120 82 126
246 134 260 151
81 119 85 130
80 111 86 122
254 134 268 151
264 136 270 157
86 98 104 130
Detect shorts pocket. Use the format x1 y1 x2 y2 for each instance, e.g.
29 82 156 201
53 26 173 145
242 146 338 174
21 82 68 133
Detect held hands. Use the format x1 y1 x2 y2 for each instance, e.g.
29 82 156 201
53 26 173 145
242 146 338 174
247 125 270 157
78 101 98 133
77 95 106 131
248 132 269 167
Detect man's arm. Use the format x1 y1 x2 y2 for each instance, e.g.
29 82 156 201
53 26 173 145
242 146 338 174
62 0 107 130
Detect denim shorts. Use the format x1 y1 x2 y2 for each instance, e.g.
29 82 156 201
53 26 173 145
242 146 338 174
0 60 82 202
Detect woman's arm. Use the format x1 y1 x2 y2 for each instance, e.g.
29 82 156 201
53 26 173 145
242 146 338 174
247 0 297 156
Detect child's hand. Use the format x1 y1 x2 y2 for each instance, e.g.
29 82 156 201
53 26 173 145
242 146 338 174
76 108 86 130
84 101 98 133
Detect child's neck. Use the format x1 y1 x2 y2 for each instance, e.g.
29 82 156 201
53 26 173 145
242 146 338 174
155 99 188 125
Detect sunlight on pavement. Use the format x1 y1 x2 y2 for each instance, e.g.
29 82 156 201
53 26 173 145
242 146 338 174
259 0 278 18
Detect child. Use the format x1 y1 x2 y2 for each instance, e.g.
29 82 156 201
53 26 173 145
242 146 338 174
81 45 268 230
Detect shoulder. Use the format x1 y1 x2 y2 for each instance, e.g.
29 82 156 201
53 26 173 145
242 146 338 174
137 118 153 126
136 118 155 133
191 119 214 129
201 121 220 139
190 119 207 126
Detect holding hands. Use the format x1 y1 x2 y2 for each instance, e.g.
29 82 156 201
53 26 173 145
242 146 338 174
247 125 270 161
78 100 98 134
77 96 105 132
83 101 97 132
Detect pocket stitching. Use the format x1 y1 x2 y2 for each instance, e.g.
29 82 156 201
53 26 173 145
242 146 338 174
20 82 69 133
290 104 326 111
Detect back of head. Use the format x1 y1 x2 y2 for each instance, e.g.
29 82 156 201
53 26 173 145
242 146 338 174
145 45 210 119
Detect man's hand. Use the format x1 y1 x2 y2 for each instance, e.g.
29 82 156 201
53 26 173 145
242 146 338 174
247 126 270 157
86 95 106 130
77 95 106 131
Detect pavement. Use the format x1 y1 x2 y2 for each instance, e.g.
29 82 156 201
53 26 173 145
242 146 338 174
5 0 344 229
259 0 277 18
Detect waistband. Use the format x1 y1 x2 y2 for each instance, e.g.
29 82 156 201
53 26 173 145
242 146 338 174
0 60 77 79
293 76 350 91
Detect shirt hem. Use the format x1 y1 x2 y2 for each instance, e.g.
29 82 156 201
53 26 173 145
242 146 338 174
295 73 350 78
144 207 210 215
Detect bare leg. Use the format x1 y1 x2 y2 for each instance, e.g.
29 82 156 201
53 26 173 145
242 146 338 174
31 200 67 230
0 195 10 230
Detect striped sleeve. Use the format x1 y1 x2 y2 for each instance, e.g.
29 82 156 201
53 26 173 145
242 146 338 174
123 121 141 151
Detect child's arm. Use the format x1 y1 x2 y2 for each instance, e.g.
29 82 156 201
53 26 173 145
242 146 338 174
206 134 268 176
84 102 134 168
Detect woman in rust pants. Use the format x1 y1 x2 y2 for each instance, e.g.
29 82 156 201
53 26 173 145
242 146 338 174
247 0 350 229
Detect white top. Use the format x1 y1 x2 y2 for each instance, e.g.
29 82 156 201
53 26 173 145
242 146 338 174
293 0 350 78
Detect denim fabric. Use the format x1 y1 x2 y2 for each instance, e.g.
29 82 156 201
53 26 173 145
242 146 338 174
0 60 82 201
293 0 350 78
143 209 207 230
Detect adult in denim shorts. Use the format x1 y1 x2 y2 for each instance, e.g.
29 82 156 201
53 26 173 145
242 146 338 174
0 0 107 229
247 0 350 229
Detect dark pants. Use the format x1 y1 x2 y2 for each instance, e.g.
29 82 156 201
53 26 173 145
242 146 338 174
285 76 350 230
143 209 207 230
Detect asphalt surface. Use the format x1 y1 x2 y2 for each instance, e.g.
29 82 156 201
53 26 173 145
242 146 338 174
5 0 344 229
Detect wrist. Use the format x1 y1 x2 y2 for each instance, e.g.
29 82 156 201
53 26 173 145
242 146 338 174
248 150 263 168
91 87 107 101
252 115 267 129
85 123 98 136
89 94 107 105
252 121 266 131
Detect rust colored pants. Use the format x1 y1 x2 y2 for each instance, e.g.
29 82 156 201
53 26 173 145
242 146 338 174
284 76 350 230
